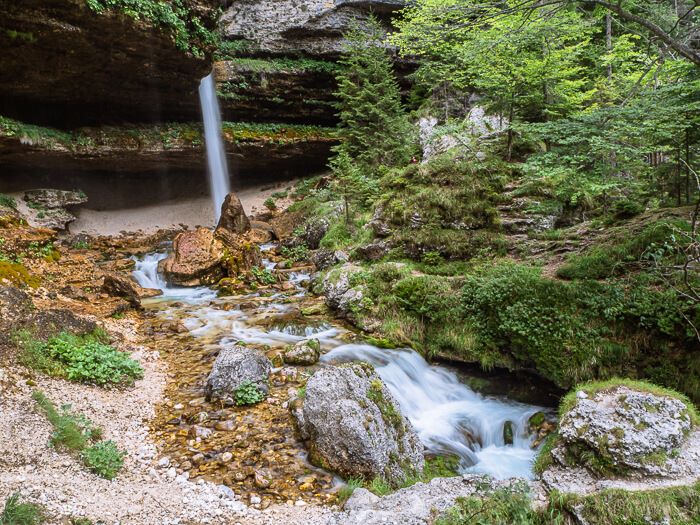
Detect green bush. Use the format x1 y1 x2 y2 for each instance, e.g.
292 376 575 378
436 483 539 525
0 493 44 525
82 441 125 480
21 331 143 386
251 266 276 285
32 391 102 451
263 197 277 211
280 245 310 263
0 194 16 209
234 380 266 406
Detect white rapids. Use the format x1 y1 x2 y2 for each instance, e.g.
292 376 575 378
133 252 545 480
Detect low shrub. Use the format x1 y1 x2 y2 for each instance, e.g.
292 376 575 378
82 441 125 480
233 380 266 406
20 331 143 386
436 483 539 525
33 391 125 480
0 493 44 525
0 194 16 209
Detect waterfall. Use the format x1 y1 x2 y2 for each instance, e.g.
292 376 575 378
199 72 231 222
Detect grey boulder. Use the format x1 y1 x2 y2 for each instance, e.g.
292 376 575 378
294 363 424 484
205 345 272 404
283 338 321 366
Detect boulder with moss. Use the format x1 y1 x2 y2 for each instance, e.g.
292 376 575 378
292 363 424 484
283 338 321 365
551 382 696 477
204 345 272 404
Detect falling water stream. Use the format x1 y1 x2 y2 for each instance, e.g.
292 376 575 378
199 73 231 221
133 250 548 495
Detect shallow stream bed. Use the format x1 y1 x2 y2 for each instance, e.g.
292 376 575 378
134 248 552 508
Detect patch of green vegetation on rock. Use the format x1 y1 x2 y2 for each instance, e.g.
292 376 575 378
221 57 340 75
84 0 218 57
563 483 700 525
0 261 40 288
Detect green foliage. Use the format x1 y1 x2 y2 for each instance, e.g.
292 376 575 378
376 152 504 259
280 245 310 263
33 391 125 480
337 478 363 505
436 482 543 525
251 266 276 285
333 16 415 173
263 197 277 211
32 391 102 451
233 380 266 406
0 194 16 209
20 331 143 386
221 57 340 74
82 441 125 480
0 493 44 525
558 378 699 426
84 0 218 56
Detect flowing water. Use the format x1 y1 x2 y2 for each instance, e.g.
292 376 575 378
199 73 231 221
133 249 549 504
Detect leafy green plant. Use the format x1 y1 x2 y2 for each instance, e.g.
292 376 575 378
82 441 125 480
0 194 16 209
251 266 276 285
280 245 310 263
20 331 143 386
263 197 277 211
233 380 266 406
32 391 102 451
0 493 44 525
72 241 90 250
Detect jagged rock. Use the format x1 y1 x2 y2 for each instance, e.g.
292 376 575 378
556 386 693 476
159 227 225 287
311 249 349 270
283 338 321 366
249 221 274 243
354 240 391 262
301 217 329 250
0 285 34 340
24 189 87 209
293 363 424 484
321 264 367 319
270 211 305 241
102 271 162 307
341 475 533 525
369 205 391 238
216 192 251 236
204 345 272 404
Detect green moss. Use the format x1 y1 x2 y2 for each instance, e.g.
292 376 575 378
221 57 340 74
84 0 218 57
0 261 40 288
558 378 699 426
533 433 557 475
367 378 403 431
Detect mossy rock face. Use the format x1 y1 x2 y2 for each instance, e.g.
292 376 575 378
556 383 693 476
292 363 424 485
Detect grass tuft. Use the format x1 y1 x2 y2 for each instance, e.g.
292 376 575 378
0 493 44 525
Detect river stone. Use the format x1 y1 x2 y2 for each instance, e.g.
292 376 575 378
102 271 162 307
294 363 424 484
283 338 321 366
159 227 225 287
204 345 272 404
216 192 251 236
24 189 87 209
557 385 693 475
321 264 366 318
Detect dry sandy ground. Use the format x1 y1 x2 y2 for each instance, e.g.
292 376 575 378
13 180 298 237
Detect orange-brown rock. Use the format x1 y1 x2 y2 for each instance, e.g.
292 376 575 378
159 228 225 287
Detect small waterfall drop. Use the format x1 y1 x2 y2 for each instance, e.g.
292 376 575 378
323 344 544 479
199 72 231 222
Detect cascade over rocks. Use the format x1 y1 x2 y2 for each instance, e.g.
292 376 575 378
292 363 424 484
204 344 273 404
553 386 693 476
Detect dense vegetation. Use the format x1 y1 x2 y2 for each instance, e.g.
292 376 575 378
292 0 700 404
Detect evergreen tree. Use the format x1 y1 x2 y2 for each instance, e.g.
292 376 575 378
333 16 414 172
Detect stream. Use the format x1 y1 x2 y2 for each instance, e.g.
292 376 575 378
133 248 548 505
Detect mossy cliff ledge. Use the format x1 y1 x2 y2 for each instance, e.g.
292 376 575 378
0 0 219 127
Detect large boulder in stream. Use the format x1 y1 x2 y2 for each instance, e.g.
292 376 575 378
553 384 693 476
293 363 424 484
216 192 251 236
283 338 321 365
159 227 225 287
205 345 272 404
